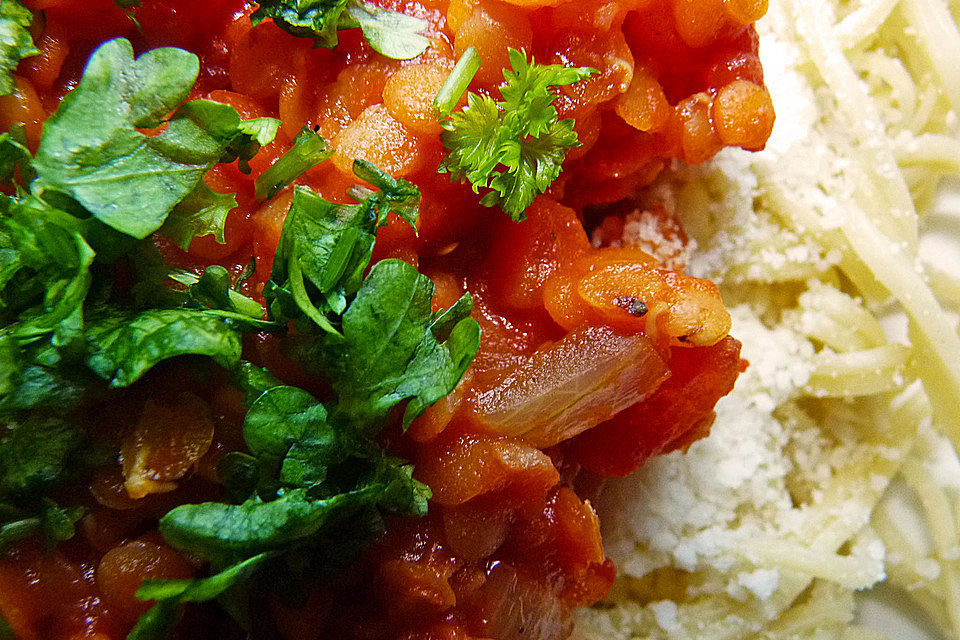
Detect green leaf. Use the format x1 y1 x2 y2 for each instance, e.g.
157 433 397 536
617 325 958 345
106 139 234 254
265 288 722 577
32 39 265 239
0 194 95 346
0 340 93 417
343 1 429 60
129 554 271 640
0 0 38 96
160 488 360 561
251 0 428 60
252 0 350 48
350 159 420 226
0 417 83 497
320 259 480 431
430 292 473 341
241 386 340 494
243 386 329 460
0 128 34 185
254 127 331 200
39 499 84 545
84 307 243 387
159 181 237 251
264 161 420 332
230 361 282 406
0 516 39 552
138 553 271 603
169 266 267 322
238 117 282 146
216 452 261 503
438 48 596 220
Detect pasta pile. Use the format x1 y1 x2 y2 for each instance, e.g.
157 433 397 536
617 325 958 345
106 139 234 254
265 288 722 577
575 0 960 637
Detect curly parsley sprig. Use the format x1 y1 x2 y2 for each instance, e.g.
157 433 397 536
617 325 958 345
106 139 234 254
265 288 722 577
437 48 596 221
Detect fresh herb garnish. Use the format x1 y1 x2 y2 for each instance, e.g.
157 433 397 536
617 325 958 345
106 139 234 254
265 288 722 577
0 194 95 347
0 416 86 553
130 153 479 638
0 129 35 185
319 259 479 433
251 0 430 60
263 159 420 333
159 183 238 252
169 266 267 323
433 46 480 119
83 308 244 388
438 48 596 220
128 554 271 640
130 373 435 637
0 31 481 640
30 38 279 240
254 126 331 200
0 0 37 96
341 1 431 60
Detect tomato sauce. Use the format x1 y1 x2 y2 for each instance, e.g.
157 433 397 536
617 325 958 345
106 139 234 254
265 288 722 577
0 0 769 637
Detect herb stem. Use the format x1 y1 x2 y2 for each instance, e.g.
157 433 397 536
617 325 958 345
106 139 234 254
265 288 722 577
434 47 481 120
254 128 332 201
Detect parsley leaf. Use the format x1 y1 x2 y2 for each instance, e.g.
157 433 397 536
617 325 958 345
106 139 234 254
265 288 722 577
0 194 94 347
129 554 271 640
0 129 33 186
0 338 94 417
0 417 87 553
159 182 238 251
169 266 268 323
0 417 83 498
0 0 37 96
342 1 430 60
438 48 596 220
31 39 273 239
84 308 243 388
264 160 420 333
251 0 429 60
320 259 480 432
153 382 430 579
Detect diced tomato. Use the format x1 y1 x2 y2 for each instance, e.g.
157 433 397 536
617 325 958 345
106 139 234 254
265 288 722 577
414 432 560 507
485 197 590 312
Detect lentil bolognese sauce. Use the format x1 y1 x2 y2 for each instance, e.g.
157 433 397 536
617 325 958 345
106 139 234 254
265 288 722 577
0 0 774 638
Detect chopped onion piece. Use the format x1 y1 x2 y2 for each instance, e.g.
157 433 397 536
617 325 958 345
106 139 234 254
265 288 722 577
471 324 670 447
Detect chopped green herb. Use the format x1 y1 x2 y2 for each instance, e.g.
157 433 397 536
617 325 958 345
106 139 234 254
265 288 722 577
239 117 283 146
84 307 243 388
0 128 34 185
129 554 271 640
159 182 238 251
0 35 483 640
254 126 332 200
264 160 420 332
319 259 480 433
342 1 430 60
438 48 596 220
251 0 429 60
0 0 37 96
169 266 267 323
0 417 83 498
32 39 271 239
0 194 94 347
433 46 480 120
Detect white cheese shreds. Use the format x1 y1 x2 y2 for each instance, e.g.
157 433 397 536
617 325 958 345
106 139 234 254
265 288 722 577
574 0 960 637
